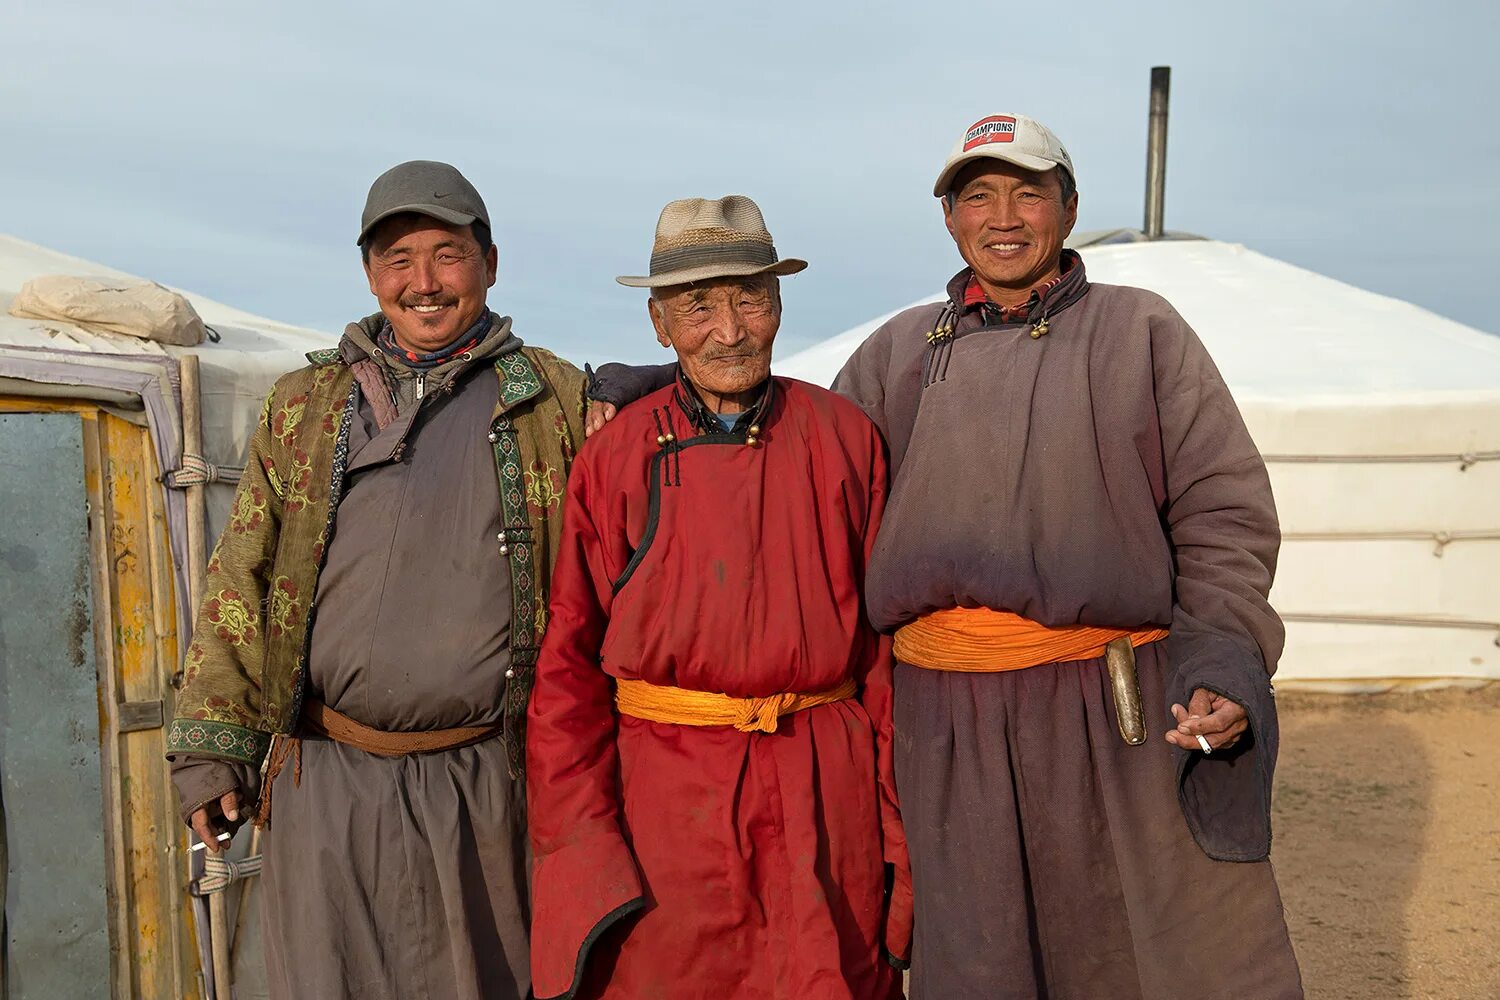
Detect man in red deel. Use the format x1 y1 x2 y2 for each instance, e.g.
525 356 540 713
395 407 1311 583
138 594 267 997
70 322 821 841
525 195 911 1000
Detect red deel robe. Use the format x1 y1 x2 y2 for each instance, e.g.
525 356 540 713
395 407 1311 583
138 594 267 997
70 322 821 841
528 377 912 1000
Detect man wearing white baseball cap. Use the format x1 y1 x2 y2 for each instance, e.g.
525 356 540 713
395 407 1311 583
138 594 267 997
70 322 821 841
587 113 1303 998
830 113 1303 998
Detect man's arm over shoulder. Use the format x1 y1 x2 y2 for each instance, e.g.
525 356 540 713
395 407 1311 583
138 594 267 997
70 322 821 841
585 361 676 408
1150 301 1284 861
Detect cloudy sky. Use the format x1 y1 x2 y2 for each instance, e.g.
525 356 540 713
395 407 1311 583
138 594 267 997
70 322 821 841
2 0 1495 364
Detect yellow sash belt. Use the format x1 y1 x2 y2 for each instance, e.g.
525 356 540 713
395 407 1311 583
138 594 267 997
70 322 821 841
894 607 1168 672
615 677 857 734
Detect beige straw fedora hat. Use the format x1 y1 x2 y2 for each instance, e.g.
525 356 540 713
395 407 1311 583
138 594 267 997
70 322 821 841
616 194 807 288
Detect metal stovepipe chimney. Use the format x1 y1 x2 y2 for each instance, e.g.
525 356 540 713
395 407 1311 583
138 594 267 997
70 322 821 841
1144 66 1171 239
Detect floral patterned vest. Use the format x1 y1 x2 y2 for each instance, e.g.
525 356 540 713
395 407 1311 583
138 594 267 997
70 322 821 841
166 345 587 778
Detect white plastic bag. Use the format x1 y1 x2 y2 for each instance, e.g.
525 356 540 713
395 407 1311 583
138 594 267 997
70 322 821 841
10 275 207 346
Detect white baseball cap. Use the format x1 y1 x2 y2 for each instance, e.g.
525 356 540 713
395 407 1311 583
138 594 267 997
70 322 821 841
933 113 1075 197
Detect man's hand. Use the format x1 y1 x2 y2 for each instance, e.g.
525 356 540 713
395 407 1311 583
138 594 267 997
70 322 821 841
189 789 244 853
1164 688 1248 753
585 400 617 438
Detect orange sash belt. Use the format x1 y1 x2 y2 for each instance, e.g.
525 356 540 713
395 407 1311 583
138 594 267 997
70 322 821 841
615 678 857 734
894 608 1169 672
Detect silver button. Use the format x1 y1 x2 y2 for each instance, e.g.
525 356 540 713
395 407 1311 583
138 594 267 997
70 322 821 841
487 431 498 443
496 531 505 541
504 668 516 679
499 544 510 555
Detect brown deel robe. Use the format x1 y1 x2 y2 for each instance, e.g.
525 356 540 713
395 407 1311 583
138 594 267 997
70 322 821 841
831 256 1303 1000
174 334 532 1000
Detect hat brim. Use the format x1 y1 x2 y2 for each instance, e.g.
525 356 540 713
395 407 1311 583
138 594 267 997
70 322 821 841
615 257 807 289
933 149 1065 197
356 203 480 246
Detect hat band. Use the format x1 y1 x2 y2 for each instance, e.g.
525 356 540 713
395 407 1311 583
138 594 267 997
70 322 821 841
649 241 778 277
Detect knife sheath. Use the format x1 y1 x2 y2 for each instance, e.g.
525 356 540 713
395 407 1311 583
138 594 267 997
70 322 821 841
1105 636 1147 746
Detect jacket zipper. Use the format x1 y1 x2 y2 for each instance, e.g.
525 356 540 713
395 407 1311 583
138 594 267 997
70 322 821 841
415 372 426 401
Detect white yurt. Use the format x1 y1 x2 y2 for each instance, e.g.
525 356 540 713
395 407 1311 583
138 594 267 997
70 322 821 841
0 233 332 999
776 231 1500 691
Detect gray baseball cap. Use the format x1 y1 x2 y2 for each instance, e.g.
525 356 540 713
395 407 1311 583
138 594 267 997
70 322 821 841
357 160 490 246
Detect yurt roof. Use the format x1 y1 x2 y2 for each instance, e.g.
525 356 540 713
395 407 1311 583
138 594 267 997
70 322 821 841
776 236 1500 686
0 232 334 478
777 238 1500 403
0 233 335 636
0 233 332 372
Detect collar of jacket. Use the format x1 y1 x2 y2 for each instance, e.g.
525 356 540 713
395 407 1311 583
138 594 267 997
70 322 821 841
306 324 540 416
671 366 777 436
375 308 493 369
492 349 546 415
944 248 1091 331
338 311 524 395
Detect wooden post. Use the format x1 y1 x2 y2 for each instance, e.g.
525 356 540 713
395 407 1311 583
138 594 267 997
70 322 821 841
79 414 135 999
179 355 233 1000
181 355 208 606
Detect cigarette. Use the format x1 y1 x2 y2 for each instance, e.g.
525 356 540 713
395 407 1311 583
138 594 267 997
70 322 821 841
190 832 233 852
1195 734 1213 754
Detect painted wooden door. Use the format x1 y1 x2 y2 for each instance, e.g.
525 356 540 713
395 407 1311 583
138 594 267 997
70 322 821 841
0 399 201 999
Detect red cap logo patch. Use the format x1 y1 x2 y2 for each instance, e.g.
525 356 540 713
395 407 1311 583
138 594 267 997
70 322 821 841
963 115 1017 150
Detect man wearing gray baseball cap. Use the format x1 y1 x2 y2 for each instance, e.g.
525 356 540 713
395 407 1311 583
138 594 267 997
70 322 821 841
168 159 588 1000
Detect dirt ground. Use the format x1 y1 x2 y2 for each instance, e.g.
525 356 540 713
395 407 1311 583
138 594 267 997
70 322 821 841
1272 685 1500 1000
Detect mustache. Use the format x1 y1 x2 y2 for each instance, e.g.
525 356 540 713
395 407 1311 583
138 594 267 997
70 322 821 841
400 295 458 308
700 345 766 362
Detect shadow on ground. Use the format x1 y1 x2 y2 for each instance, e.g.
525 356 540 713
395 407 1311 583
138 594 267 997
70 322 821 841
1273 686 1500 1000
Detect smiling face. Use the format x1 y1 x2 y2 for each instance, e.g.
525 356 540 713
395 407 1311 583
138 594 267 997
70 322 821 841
363 213 498 354
648 275 780 412
942 159 1079 306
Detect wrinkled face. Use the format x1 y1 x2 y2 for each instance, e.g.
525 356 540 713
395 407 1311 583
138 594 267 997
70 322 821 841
943 160 1078 301
649 275 780 404
363 214 497 354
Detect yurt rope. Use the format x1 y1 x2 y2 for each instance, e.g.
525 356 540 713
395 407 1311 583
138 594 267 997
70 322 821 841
1281 528 1500 556
1263 450 1499 471
165 454 243 487
1278 613 1500 646
189 853 263 897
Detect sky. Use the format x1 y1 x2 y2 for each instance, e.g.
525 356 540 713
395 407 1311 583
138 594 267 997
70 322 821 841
2 0 1496 365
